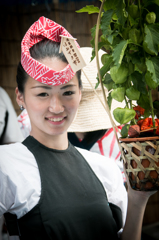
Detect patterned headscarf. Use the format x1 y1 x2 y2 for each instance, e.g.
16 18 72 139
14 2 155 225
21 16 79 85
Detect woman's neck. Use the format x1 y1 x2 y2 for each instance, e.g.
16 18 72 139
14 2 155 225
30 131 68 150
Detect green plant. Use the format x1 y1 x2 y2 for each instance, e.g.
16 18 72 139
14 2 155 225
76 0 159 138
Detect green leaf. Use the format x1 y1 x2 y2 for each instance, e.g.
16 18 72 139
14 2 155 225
107 92 113 110
129 72 147 94
129 28 142 44
113 108 136 124
144 24 159 56
151 57 159 84
100 56 113 78
112 40 128 66
121 124 130 138
103 73 114 91
137 94 150 110
111 87 125 102
108 32 118 45
76 5 99 14
95 81 100 90
126 86 140 100
128 61 134 75
128 4 139 19
145 72 158 89
143 0 159 7
103 0 118 11
128 15 139 27
116 0 127 25
134 58 147 73
101 9 114 37
91 41 107 61
146 57 159 85
110 64 129 84
90 25 96 49
143 109 151 118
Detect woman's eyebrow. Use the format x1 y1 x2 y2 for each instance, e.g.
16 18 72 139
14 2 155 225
31 86 52 89
60 84 76 90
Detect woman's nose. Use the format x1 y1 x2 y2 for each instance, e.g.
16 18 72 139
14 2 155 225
49 95 64 114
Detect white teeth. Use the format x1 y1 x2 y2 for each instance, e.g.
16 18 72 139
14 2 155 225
49 118 63 122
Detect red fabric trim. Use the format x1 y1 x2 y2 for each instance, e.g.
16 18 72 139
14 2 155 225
97 139 104 156
115 151 121 161
109 134 116 158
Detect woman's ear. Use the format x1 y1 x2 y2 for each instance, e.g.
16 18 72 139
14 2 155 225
15 87 25 108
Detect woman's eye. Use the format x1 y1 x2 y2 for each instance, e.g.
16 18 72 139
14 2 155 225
37 93 48 97
63 91 75 96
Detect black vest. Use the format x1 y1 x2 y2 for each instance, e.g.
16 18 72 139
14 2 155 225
4 136 122 240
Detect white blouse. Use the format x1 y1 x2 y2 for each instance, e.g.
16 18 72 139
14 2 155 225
0 142 127 227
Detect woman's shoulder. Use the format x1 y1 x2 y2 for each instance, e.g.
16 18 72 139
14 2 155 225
75 146 124 187
0 142 36 175
0 141 31 156
75 146 127 225
75 146 120 171
0 142 40 217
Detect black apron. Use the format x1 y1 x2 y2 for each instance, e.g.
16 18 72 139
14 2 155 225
4 136 122 240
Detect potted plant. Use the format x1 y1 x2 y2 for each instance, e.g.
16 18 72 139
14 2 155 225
77 0 159 191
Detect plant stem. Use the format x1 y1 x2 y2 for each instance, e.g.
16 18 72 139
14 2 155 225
149 89 156 129
95 0 123 147
124 97 129 108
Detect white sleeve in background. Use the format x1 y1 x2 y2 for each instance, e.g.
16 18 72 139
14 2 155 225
0 87 24 144
17 109 31 139
0 104 6 136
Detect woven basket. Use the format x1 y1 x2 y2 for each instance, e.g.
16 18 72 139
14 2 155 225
119 136 159 191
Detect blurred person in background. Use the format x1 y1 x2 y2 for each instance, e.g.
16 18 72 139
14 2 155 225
0 86 23 240
0 87 24 144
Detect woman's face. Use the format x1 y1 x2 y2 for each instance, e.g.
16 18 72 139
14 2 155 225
16 57 81 145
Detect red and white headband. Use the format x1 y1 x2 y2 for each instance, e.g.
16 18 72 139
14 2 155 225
21 16 79 85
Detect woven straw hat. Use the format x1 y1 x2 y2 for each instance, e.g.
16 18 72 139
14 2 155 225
68 47 126 132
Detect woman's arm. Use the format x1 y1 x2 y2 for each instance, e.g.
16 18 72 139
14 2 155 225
121 178 156 240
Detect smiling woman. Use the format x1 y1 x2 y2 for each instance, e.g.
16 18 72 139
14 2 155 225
15 37 82 149
0 16 157 240
16 60 81 149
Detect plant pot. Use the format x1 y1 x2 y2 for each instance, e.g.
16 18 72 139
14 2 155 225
119 136 159 191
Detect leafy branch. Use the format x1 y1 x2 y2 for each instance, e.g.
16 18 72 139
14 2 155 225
77 0 159 138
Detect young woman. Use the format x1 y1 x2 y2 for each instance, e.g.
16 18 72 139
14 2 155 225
0 16 156 240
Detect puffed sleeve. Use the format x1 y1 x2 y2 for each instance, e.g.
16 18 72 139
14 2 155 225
0 159 16 216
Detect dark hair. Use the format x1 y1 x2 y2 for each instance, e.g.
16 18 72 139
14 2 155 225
16 39 82 93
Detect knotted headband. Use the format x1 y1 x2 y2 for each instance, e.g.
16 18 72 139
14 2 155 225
21 16 79 85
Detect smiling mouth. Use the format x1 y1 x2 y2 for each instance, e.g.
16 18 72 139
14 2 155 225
47 117 65 122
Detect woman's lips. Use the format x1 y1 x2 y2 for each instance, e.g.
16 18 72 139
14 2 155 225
46 116 66 125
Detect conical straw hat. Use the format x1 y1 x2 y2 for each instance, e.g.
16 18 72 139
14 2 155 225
68 47 127 132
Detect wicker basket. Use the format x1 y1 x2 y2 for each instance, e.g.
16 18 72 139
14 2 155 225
119 136 159 191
